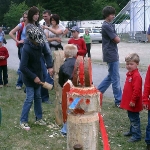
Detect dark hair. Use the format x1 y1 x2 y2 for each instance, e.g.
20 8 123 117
43 10 51 15
27 6 40 25
50 14 60 25
102 6 116 19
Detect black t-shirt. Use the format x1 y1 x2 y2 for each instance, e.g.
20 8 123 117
102 21 119 63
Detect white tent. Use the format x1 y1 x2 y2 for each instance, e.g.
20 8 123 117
130 0 150 32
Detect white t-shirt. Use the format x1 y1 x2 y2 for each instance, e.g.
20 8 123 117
45 24 65 45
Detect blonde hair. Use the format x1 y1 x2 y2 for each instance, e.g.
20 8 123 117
64 44 78 58
125 53 140 64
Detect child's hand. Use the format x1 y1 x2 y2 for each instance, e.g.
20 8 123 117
143 104 148 110
129 101 135 107
0 56 5 59
34 77 41 84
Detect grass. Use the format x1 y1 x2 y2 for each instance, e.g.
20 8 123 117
0 69 148 150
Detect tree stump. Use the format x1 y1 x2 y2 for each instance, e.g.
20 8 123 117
67 113 99 150
53 50 64 125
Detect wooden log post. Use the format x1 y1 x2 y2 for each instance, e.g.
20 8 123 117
67 113 99 150
53 50 64 125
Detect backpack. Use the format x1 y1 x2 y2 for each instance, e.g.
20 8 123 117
16 22 25 47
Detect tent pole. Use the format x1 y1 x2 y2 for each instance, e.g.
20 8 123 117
144 0 146 32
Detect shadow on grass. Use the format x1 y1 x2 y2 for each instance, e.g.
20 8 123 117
0 69 148 150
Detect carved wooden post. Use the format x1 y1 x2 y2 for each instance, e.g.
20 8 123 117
53 50 64 125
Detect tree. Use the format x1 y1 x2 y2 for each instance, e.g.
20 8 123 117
3 1 28 28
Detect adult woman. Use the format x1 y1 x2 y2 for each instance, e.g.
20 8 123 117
43 14 65 51
83 29 92 57
20 6 53 130
9 11 28 90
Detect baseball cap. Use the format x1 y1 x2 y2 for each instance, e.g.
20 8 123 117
71 26 80 32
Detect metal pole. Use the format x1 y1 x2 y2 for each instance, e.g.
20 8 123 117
144 0 146 32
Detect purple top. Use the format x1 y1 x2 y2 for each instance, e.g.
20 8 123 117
147 25 150 35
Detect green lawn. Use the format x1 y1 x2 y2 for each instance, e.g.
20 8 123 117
0 69 148 150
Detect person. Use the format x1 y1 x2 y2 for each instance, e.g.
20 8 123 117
58 44 78 135
142 25 150 150
9 11 28 90
120 53 142 142
0 27 7 44
68 26 87 57
44 14 65 51
19 6 53 130
97 6 122 107
83 29 92 57
0 37 9 88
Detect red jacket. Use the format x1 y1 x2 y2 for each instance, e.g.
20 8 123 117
68 38 87 56
143 65 150 110
0 46 9 66
120 69 142 112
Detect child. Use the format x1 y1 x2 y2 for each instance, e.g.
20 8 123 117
0 37 9 88
58 44 78 135
120 53 142 142
143 65 150 150
19 7 53 130
97 6 122 107
68 26 87 57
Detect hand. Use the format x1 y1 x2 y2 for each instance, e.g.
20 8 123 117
42 25 48 30
0 56 5 59
143 104 148 110
34 77 41 84
18 40 24 44
48 68 53 76
55 37 62 43
129 102 135 107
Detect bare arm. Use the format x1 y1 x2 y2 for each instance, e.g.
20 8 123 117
9 25 23 43
43 25 63 35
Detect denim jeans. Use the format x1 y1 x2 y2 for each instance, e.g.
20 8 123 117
128 111 141 140
16 47 23 87
0 65 8 85
20 86 42 123
97 61 122 104
40 57 54 102
145 110 150 144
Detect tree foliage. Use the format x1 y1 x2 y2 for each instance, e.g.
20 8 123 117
0 0 130 27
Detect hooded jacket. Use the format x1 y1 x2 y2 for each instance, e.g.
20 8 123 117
20 39 53 88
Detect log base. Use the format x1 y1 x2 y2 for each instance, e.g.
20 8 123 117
67 113 99 150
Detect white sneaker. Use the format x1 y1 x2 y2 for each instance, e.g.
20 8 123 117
0 85 3 88
20 122 30 131
35 119 46 125
16 86 22 90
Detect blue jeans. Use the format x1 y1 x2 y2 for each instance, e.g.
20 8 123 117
20 86 42 123
16 47 23 87
40 57 54 102
128 111 141 140
145 110 150 144
97 61 122 104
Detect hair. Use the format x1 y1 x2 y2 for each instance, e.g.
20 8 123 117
27 6 40 25
50 14 60 25
20 17 24 23
23 10 28 17
102 6 116 19
43 10 51 15
125 53 140 64
64 44 78 58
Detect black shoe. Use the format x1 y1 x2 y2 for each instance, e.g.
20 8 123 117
146 144 150 150
123 132 132 136
128 137 141 143
42 100 52 104
115 103 120 108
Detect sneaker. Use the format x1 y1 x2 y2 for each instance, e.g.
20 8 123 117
115 103 120 108
0 85 3 88
35 119 46 125
20 122 30 131
146 144 150 150
128 137 141 142
16 86 22 90
123 132 132 136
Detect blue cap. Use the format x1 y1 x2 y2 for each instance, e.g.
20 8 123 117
71 26 80 32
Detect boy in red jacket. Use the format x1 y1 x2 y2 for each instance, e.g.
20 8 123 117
0 37 9 88
120 53 142 142
68 26 87 57
143 65 150 150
